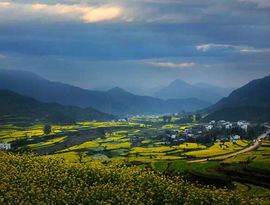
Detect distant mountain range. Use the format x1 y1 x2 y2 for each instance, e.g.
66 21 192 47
0 90 114 123
0 69 211 115
154 79 233 103
204 74 270 122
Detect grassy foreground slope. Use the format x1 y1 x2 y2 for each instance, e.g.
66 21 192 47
0 151 268 205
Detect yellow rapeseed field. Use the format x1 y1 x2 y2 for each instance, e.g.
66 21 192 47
184 142 245 158
0 151 266 204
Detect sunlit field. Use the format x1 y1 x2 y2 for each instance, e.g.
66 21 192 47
1 151 266 205
1 116 270 203
184 141 249 158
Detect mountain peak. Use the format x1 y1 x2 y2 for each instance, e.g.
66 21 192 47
171 79 189 85
108 87 128 93
154 78 223 103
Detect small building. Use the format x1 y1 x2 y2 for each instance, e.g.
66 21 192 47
225 122 233 129
209 120 216 125
241 124 248 131
233 135 241 140
230 135 241 142
205 125 213 131
178 138 185 142
187 134 194 137
0 142 11 150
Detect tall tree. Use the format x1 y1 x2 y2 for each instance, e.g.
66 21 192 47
43 124 51 135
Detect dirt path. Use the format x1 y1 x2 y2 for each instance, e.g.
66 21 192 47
187 128 270 163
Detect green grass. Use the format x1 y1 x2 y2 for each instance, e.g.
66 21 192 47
248 161 270 172
168 160 189 174
168 160 225 179
151 161 169 173
234 182 270 198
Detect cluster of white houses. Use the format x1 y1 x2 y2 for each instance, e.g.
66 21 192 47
205 120 250 131
0 142 11 150
164 120 253 144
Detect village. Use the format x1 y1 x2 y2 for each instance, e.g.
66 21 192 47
153 119 265 146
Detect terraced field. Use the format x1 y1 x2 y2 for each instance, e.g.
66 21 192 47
222 140 270 170
184 141 250 158
27 136 67 149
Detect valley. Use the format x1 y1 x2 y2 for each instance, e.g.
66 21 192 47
1 115 270 203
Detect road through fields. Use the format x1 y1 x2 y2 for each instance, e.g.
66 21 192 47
187 128 270 163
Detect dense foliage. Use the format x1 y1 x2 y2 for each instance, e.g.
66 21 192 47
0 151 267 204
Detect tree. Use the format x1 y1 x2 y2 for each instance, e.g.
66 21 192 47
43 124 51 135
98 127 105 135
77 151 86 163
163 116 172 123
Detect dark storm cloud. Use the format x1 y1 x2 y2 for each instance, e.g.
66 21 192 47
0 0 269 92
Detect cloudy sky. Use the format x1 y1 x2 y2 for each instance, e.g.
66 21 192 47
0 0 270 94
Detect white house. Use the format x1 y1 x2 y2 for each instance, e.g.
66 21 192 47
225 123 232 129
230 135 241 142
237 121 250 131
0 142 11 150
241 124 248 131
205 125 213 131
234 135 241 140
209 120 216 125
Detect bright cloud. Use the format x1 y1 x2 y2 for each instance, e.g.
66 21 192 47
0 2 10 7
240 48 270 53
0 2 122 23
197 44 270 53
196 44 240 51
147 61 196 68
82 6 121 23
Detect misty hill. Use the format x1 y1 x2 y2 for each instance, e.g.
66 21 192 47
0 69 211 115
204 74 270 122
194 83 234 98
154 79 230 103
211 75 270 109
0 89 114 123
204 106 270 122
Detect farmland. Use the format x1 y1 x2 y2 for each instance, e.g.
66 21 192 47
1 151 265 205
184 141 249 158
1 116 270 203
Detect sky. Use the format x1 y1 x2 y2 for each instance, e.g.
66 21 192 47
0 0 270 94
